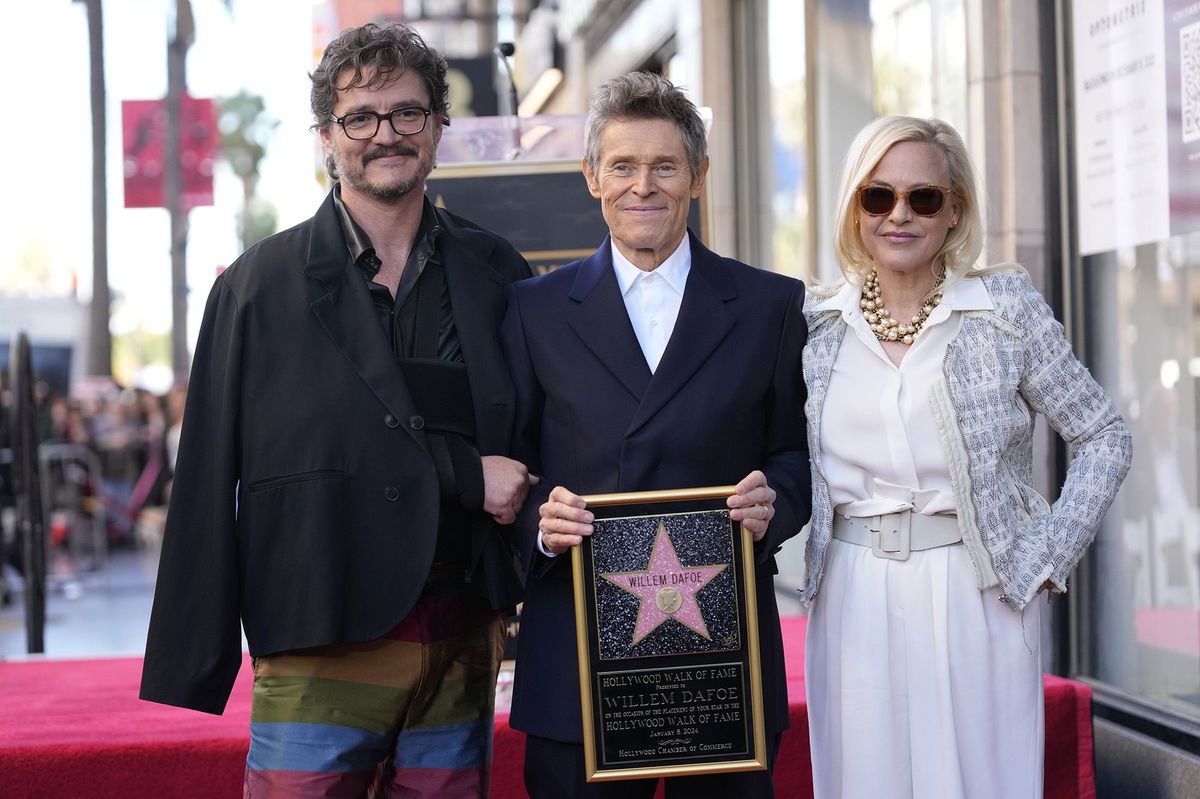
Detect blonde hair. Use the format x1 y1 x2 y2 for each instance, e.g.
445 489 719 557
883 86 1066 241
832 116 983 297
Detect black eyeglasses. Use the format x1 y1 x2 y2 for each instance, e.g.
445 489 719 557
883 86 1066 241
857 184 953 217
330 107 432 140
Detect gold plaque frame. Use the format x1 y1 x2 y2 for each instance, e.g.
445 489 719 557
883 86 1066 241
570 486 767 782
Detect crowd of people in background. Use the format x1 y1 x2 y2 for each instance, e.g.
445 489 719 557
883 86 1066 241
0 380 186 604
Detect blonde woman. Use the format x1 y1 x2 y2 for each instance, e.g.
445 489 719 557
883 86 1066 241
801 116 1131 798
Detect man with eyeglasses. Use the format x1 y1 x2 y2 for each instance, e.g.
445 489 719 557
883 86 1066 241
141 22 534 798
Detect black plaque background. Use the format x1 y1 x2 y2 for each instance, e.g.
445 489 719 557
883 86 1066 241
595 661 752 768
576 494 763 777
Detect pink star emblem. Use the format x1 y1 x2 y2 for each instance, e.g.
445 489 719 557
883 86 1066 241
601 520 728 645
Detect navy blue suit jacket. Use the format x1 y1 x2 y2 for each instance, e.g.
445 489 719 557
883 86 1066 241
500 232 811 743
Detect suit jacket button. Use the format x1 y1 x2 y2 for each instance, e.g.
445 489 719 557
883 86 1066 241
384 413 399 428
384 486 400 501
409 415 425 430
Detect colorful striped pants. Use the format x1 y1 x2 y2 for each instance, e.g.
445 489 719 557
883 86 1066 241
244 574 506 798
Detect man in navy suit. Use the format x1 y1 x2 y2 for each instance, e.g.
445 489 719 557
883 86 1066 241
501 72 811 798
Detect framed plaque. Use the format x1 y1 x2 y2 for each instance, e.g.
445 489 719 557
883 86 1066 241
570 486 767 782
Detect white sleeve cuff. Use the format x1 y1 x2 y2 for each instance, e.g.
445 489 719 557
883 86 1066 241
535 530 559 558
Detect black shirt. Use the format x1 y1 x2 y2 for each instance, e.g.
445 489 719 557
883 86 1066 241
332 186 478 564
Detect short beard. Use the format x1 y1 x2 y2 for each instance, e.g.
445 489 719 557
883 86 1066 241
337 144 435 203
358 173 423 203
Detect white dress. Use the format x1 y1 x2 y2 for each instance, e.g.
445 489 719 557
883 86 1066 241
805 280 1045 799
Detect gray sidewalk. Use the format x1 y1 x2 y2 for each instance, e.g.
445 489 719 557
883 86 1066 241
0 547 159 659
0 541 809 661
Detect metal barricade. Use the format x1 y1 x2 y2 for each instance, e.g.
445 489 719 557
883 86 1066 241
38 442 108 577
8 331 46 653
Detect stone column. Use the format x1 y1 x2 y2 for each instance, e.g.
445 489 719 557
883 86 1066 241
965 0 1049 287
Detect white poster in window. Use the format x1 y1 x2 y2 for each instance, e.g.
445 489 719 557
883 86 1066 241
1164 0 1200 237
1072 1 1168 256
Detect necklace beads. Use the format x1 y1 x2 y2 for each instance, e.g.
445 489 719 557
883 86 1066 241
859 268 943 345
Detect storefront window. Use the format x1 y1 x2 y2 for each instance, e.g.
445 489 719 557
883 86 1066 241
765 0 808 277
870 0 967 131
1069 0 1200 725
1079 241 1200 719
766 0 967 591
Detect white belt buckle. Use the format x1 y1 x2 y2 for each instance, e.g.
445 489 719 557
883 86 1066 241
869 512 910 561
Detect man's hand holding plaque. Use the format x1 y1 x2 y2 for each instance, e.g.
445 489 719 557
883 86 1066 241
566 486 770 781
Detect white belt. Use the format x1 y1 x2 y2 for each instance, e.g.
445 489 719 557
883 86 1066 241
831 511 961 561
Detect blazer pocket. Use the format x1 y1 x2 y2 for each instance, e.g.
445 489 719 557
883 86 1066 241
238 470 348 632
1018 481 1052 522
1005 467 1051 524
246 469 344 493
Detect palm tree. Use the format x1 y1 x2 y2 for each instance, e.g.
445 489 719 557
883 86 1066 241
218 90 279 250
76 0 111 377
165 0 194 382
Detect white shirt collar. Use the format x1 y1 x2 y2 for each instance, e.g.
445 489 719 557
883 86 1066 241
610 235 692 296
937 275 994 311
810 273 995 322
807 281 861 318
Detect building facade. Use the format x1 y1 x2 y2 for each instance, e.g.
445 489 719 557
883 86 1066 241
504 0 1200 791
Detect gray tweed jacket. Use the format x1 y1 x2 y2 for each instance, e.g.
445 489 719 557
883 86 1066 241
801 270 1132 610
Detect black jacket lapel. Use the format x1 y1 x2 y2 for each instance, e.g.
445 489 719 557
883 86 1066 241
437 210 514 456
566 242 653 401
304 191 426 448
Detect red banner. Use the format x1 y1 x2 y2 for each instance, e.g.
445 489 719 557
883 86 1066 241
122 95 217 210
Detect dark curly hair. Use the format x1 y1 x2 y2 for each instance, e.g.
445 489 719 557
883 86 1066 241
310 22 450 134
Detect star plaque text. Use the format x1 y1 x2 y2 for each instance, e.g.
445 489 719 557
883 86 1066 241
571 486 768 782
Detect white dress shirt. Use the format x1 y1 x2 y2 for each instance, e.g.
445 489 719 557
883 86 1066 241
609 237 691 373
537 236 691 557
807 276 994 518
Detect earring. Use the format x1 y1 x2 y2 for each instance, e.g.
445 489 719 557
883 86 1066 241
950 220 958 229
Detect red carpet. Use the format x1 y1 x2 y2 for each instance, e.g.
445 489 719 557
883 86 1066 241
0 616 1094 798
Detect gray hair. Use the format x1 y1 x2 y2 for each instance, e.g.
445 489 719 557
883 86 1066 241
583 72 707 176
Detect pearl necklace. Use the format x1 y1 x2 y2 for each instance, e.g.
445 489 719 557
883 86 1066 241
859 269 943 345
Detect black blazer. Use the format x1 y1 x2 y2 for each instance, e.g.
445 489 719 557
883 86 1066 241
140 190 531 714
500 233 811 743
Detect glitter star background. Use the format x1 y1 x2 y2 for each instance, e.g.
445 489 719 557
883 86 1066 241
590 509 741 660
